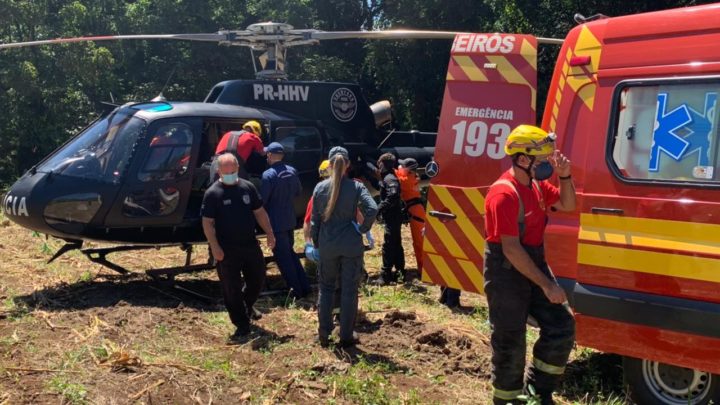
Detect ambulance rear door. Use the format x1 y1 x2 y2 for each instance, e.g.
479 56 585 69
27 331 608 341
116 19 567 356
420 33 538 294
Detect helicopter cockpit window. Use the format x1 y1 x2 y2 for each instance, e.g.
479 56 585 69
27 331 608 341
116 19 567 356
139 123 194 182
37 111 145 183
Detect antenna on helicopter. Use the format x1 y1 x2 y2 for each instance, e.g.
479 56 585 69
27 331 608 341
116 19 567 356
152 66 178 101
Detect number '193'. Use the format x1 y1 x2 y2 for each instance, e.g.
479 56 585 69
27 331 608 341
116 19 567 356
452 120 511 159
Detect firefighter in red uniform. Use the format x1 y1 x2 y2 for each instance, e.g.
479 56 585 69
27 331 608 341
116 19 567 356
483 125 576 405
214 120 266 179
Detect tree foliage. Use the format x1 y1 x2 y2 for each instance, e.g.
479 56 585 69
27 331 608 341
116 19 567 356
0 0 713 187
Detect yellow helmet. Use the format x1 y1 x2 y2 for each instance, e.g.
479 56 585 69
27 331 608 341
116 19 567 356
243 120 262 136
318 160 331 178
504 125 556 156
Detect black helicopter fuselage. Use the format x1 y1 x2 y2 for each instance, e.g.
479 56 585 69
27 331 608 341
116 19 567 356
3 80 436 245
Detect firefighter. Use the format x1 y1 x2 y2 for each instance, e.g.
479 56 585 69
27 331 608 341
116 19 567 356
376 153 405 284
214 120 266 179
483 125 576 405
396 158 425 273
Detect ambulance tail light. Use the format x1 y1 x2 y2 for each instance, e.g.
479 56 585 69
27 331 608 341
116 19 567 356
569 55 592 66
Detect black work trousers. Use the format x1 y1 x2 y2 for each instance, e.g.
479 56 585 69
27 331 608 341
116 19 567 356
483 242 575 405
216 243 267 329
381 217 404 276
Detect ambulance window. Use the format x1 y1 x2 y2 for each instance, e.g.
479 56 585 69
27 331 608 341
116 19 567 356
139 123 194 182
611 82 720 183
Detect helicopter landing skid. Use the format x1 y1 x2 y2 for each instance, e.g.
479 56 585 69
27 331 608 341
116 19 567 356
78 244 215 278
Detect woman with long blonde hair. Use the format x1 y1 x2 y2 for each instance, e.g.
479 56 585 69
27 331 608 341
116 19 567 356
310 147 377 347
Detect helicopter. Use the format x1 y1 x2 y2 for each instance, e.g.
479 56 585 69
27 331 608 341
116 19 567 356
0 23 561 278
0 23 458 277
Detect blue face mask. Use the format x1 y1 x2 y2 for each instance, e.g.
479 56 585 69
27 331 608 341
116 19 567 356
533 161 554 181
221 172 239 185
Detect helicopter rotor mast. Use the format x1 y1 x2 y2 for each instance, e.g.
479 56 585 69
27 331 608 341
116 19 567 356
0 22 563 80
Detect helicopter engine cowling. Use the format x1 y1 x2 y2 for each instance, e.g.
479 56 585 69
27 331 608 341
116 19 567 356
370 100 392 128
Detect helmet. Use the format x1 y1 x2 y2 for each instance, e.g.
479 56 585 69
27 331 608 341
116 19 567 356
504 125 556 156
318 160 331 178
243 120 262 136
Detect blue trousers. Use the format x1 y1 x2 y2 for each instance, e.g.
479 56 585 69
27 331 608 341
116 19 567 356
273 230 312 297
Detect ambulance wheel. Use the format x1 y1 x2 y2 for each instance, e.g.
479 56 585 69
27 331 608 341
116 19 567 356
623 356 720 404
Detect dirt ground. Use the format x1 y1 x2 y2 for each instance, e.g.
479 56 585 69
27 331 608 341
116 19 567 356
0 212 628 405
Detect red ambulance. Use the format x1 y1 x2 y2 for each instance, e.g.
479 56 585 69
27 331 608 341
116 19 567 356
421 3 720 404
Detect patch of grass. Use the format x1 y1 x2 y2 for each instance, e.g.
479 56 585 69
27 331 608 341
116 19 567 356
58 346 89 369
4 295 30 321
180 351 238 380
322 356 418 405
155 323 170 337
77 270 93 283
559 349 627 404
47 375 88 405
362 285 419 311
205 312 231 329
0 329 20 347
201 357 237 379
325 366 392 404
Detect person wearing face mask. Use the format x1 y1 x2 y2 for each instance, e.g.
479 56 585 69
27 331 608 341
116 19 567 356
483 125 576 405
201 153 276 342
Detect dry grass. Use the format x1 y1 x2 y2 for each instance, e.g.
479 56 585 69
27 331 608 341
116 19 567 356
0 210 628 404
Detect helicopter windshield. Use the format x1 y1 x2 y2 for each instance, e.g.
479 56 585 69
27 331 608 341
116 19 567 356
38 110 145 183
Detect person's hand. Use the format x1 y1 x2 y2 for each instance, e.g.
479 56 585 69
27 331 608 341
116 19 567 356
543 282 568 304
351 221 362 235
365 232 375 249
211 245 225 262
550 150 572 178
266 234 276 250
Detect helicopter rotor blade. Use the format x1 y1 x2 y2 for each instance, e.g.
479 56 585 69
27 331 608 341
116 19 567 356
306 30 564 45
0 33 228 50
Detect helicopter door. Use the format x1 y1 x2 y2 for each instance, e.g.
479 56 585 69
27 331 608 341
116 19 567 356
269 121 325 220
104 118 201 227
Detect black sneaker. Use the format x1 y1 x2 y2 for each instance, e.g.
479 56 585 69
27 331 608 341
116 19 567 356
318 335 330 348
228 324 251 343
338 338 360 348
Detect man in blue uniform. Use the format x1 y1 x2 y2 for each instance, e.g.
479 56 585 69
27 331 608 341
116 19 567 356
261 142 311 298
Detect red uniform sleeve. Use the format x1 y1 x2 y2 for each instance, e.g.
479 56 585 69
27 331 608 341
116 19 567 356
485 191 520 240
540 181 560 208
304 197 313 224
